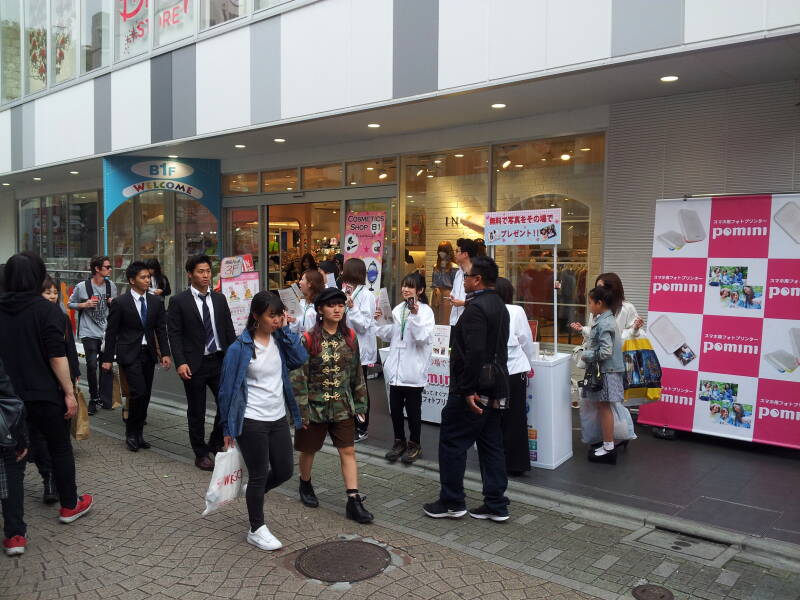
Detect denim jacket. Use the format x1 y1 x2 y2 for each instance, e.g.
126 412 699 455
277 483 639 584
582 310 624 373
218 327 308 437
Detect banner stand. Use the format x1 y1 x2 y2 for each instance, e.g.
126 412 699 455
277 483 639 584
553 244 558 354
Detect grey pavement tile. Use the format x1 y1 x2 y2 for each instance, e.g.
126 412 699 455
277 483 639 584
536 548 564 563
651 560 680 578
591 554 620 570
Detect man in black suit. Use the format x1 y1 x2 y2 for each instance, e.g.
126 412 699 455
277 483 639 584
102 261 172 452
168 255 236 471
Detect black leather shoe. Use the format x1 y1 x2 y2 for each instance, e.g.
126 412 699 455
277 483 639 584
87 400 97 416
126 435 139 452
346 494 374 524
299 479 319 508
137 433 151 449
587 448 617 464
42 473 58 504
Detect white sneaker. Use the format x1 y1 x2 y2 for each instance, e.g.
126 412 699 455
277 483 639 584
246 525 282 551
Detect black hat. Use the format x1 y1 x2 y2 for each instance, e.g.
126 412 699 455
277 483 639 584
314 287 347 311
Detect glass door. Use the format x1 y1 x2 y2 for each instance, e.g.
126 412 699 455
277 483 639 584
345 197 397 303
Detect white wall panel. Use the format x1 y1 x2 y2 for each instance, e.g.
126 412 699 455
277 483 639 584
546 0 611 68
281 0 348 118
111 61 151 151
438 0 488 89
0 111 10 174
34 82 94 165
196 28 251 134
766 0 800 29
685 0 766 43
488 0 546 80
348 0 393 106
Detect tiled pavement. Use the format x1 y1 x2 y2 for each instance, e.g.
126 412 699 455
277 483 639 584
2 402 799 600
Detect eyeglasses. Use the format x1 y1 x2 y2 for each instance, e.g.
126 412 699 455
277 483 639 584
101 265 112 270
464 273 479 279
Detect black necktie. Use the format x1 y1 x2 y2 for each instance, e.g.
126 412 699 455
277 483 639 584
200 294 217 353
139 296 148 326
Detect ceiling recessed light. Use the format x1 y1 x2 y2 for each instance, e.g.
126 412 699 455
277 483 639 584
286 186 293 190
426 173 434 179
33 177 42 181
560 153 571 161
350 181 357 185
407 195 413 198
367 123 381 128
491 103 507 109
416 168 424 177
540 158 547 162
167 155 178 159
454 153 464 158
1 182 10 186
273 138 286 143
69 170 79 175
234 144 246 149
660 75 679 83
501 159 511 169
515 164 524 168
366 167 374 171
434 159 442 164
580 147 591 152
378 171 388 180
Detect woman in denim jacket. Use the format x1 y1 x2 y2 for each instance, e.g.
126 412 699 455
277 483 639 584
582 286 626 464
218 291 308 551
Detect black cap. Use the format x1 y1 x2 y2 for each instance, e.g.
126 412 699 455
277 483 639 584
314 287 347 311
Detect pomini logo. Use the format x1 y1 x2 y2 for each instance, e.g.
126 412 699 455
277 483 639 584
702 341 759 355
660 392 693 406
768 285 800 299
652 281 704 293
758 406 800 421
711 225 768 240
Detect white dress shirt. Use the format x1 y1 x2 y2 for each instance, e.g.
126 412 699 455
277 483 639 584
449 268 466 326
191 286 221 354
506 304 537 375
130 288 148 345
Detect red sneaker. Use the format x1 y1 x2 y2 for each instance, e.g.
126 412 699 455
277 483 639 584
3 536 27 556
59 494 93 523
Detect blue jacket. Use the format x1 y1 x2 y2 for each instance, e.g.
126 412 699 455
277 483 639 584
218 327 308 437
583 310 625 373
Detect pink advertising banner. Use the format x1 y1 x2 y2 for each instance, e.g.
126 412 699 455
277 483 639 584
343 211 386 292
639 194 800 449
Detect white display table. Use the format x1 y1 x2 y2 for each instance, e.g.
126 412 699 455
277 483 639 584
377 348 573 469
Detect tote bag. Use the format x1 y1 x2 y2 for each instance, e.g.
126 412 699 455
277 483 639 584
622 337 662 405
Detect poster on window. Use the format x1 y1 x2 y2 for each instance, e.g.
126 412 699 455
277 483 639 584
638 194 800 450
484 208 562 246
343 211 386 292
221 271 260 335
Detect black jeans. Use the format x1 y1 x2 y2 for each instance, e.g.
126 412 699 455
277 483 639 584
1 451 26 538
438 392 509 513
183 353 224 458
26 401 78 509
27 423 52 480
500 373 531 473
82 337 113 407
389 385 423 443
236 417 293 532
122 348 156 437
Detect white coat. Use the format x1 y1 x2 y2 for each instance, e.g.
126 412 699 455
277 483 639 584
289 298 318 335
376 301 435 388
345 285 377 365
506 304 537 376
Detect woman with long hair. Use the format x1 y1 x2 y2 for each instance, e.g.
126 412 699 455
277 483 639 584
431 241 457 325
300 253 318 273
494 277 537 475
570 272 644 341
291 288 373 523
289 269 325 335
341 258 377 442
145 258 171 300
218 291 308 551
377 272 435 464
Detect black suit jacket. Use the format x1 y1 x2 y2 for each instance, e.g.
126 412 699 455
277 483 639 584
167 288 236 373
102 292 170 366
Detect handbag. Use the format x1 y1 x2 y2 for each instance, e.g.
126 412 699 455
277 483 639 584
581 359 604 392
477 324 507 398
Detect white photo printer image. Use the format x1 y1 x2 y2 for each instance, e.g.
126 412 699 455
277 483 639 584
656 207 706 251
649 315 697 365
764 350 797 374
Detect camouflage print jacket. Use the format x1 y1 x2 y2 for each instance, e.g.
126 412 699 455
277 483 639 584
291 329 367 425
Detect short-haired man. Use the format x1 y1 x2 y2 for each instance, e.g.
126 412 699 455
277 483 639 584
446 238 478 326
168 255 236 471
102 262 171 452
424 256 511 522
68 256 117 415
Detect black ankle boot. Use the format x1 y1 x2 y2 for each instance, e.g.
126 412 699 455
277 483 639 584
42 473 58 504
346 494 374 524
385 439 406 462
299 479 319 508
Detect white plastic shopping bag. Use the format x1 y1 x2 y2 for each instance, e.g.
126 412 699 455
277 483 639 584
580 399 637 445
611 403 637 442
201 447 247 516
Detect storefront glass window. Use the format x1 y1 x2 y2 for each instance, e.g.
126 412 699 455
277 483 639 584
108 198 134 289
51 0 77 84
494 134 604 345
139 190 175 282
115 0 151 61
176 194 219 284
302 163 342 190
81 0 111 73
0 0 22 103
18 197 42 253
200 0 249 30
402 147 489 325
155 0 196 46
24 0 48 93
41 195 70 272
346 157 397 186
228 207 260 271
68 192 99 272
222 172 259 195
262 168 297 192
254 0 289 10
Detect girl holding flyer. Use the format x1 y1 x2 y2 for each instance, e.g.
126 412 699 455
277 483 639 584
376 272 435 464
289 269 325 334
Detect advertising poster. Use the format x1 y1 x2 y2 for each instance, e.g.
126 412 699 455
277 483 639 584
343 211 387 291
221 272 260 335
484 208 562 245
639 194 800 449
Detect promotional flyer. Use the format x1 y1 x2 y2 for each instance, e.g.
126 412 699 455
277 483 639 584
639 194 800 449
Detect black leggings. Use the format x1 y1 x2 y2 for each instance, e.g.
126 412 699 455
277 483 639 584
236 417 293 532
389 385 423 444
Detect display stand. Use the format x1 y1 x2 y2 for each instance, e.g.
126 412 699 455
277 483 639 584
526 352 573 469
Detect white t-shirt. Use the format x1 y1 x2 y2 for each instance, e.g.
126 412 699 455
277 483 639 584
244 337 286 421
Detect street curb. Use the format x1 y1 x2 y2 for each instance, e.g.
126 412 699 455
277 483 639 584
352 441 800 572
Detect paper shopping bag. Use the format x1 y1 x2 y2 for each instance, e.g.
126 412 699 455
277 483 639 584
201 447 247 516
70 386 90 441
622 337 662 406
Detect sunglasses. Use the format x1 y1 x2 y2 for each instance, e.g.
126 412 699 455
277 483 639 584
464 273 479 279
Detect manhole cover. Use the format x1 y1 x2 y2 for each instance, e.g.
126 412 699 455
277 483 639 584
295 540 391 583
632 584 675 600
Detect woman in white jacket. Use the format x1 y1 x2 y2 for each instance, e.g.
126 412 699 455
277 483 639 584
342 259 377 442
496 278 538 475
375 272 435 464
289 269 325 335
570 273 645 341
